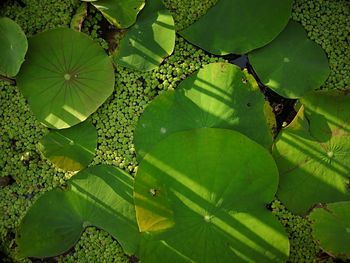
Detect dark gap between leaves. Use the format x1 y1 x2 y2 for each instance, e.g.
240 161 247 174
225 54 297 133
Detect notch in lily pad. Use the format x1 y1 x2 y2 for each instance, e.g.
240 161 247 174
17 165 140 258
273 90 350 214
248 21 330 99
134 128 289 262
38 121 97 171
0 17 28 78
179 0 293 55
112 0 175 71
134 62 275 160
17 27 115 129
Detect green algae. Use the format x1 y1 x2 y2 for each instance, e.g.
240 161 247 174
292 0 350 91
1 0 350 262
271 200 321 262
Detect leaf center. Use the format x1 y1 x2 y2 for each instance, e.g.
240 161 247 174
64 73 71 81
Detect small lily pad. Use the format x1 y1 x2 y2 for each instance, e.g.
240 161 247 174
38 121 97 171
89 0 145 29
134 62 275 160
70 2 88 32
309 202 350 259
112 0 175 71
0 17 28 77
273 90 350 214
179 0 293 55
248 21 330 99
17 165 140 258
134 128 289 262
17 28 115 129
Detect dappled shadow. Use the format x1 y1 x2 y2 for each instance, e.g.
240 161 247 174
135 129 289 262
112 9 175 71
273 94 350 214
68 166 140 254
135 63 275 161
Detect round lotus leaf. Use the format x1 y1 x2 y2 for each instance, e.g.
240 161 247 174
134 62 275 160
179 0 293 55
113 0 175 71
248 21 330 99
309 202 350 259
17 28 115 129
273 90 350 215
17 165 140 258
89 0 145 29
0 17 28 77
134 128 289 262
38 121 97 171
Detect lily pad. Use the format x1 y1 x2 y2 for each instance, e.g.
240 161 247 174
0 17 28 77
248 21 330 99
17 28 115 129
134 128 289 262
17 165 140 258
179 0 293 55
89 0 145 29
38 121 97 171
309 202 350 259
134 62 275 160
112 0 175 71
70 2 88 32
273 90 350 214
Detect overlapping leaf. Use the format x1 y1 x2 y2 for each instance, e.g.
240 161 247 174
273 90 350 214
180 0 293 55
17 165 140 258
38 121 97 171
82 0 145 28
113 0 175 71
249 21 330 98
309 202 350 259
134 62 275 160
134 128 289 262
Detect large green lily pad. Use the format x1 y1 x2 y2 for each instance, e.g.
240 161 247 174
0 17 28 77
134 62 275 160
38 121 97 171
248 21 330 99
17 165 140 258
134 128 289 262
112 0 175 71
179 0 293 55
273 90 350 214
17 28 115 129
309 202 350 259
89 0 145 29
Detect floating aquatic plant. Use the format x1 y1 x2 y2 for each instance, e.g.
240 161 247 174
112 0 175 71
134 62 275 160
249 21 330 99
17 27 115 129
81 0 145 29
180 0 293 55
309 201 350 259
3 0 348 261
273 90 350 214
70 2 88 32
134 128 289 262
38 121 97 171
17 165 140 258
0 17 28 78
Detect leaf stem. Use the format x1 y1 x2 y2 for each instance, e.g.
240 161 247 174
0 75 16 85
